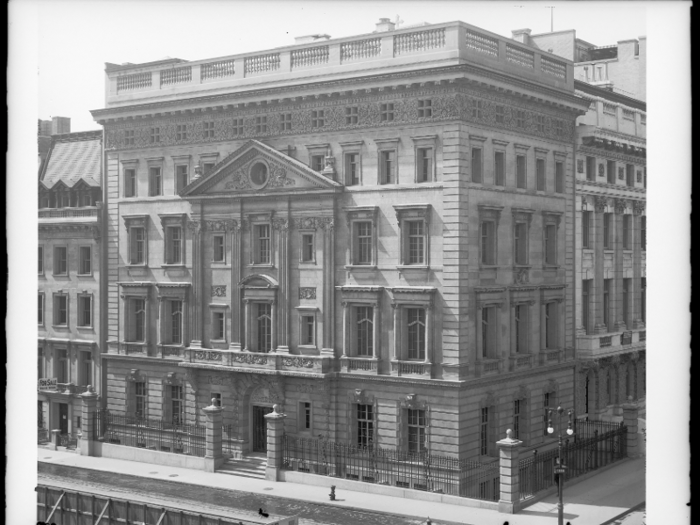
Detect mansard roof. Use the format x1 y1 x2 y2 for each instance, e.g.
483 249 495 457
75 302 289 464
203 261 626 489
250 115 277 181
180 139 343 199
40 130 103 190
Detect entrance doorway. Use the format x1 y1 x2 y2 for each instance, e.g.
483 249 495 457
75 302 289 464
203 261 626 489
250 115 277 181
252 406 273 452
59 403 69 434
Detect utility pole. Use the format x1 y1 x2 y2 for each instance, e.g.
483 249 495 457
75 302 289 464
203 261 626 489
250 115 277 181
545 6 555 32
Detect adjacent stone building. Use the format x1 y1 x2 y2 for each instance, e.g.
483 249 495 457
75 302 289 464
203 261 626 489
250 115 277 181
38 129 103 443
90 19 590 462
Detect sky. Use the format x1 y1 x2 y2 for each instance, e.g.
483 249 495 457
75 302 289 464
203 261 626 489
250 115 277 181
33 0 647 132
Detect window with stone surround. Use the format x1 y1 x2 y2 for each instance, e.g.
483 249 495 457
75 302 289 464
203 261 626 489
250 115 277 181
160 214 186 266
543 212 561 266
124 167 137 198
513 209 534 266
176 124 188 141
311 110 325 128
582 210 592 249
603 213 612 250
582 279 591 334
356 403 374 448
395 204 430 267
38 293 44 325
480 407 490 455
513 399 522 440
212 309 226 342
516 154 527 189
53 293 68 326
623 215 632 250
622 278 631 328
472 147 483 183
536 157 546 191
473 99 484 119
345 106 358 125
125 129 135 146
149 166 162 196
255 116 268 134
495 105 505 124
129 226 146 265
176 164 189 193
213 234 225 263
412 135 436 183
603 279 612 329
355 306 374 357
126 297 146 342
299 401 312 433
164 300 183 345
544 301 560 349
340 141 363 186
417 99 432 118
80 351 93 387
481 306 498 359
586 156 596 181
495 150 506 187
150 127 160 144
38 246 44 275
641 216 646 251
299 313 316 347
555 161 564 193
478 205 502 267
626 164 634 187
78 294 93 327
232 118 244 136
376 138 399 185
405 308 427 360
134 381 147 418
380 103 395 122
514 303 530 353
345 206 378 268
56 349 69 383
300 233 315 263
607 160 616 184
279 113 292 131
407 409 427 454
79 246 92 275
54 246 68 275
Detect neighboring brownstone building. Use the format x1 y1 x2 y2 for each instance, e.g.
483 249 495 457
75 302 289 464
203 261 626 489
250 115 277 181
38 129 103 445
91 19 590 463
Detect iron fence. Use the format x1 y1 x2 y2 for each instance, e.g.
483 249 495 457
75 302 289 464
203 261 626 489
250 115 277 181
94 409 206 457
519 424 627 501
38 428 49 444
282 435 499 501
59 433 79 449
573 419 623 441
222 424 242 458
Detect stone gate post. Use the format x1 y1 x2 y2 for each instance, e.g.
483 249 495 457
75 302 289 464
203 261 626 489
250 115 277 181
265 404 287 481
202 398 224 472
497 429 523 514
79 386 99 456
622 396 639 458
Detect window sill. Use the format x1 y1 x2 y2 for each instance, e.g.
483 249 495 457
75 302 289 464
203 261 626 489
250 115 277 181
127 264 149 269
345 265 377 271
543 264 560 270
211 262 230 267
297 345 318 353
396 265 430 271
162 264 186 269
77 326 95 331
210 339 227 344
248 263 275 269
77 273 94 278
53 273 69 278
299 260 317 265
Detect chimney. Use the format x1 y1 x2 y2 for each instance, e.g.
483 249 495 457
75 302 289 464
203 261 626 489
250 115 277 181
511 28 532 45
51 116 71 135
294 34 332 45
375 18 396 33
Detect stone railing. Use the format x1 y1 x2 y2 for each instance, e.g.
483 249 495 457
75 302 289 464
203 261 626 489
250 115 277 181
390 360 432 377
539 348 562 365
38 207 99 219
157 344 185 359
340 356 379 374
476 358 501 377
50 382 90 395
102 22 574 105
185 348 330 374
509 354 533 371
599 336 613 348
122 343 149 356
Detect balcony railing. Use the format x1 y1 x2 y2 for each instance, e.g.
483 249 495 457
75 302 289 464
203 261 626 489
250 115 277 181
185 348 331 374
509 354 533 371
599 336 613 348
340 356 379 374
157 344 185 359
539 349 562 365
476 358 501 377
390 360 432 377
39 382 90 395
38 207 99 219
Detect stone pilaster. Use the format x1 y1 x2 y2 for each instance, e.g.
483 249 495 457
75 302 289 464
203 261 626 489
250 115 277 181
613 200 626 331
593 196 606 333
188 219 203 348
273 218 290 353
265 404 287 481
79 386 99 456
497 429 523 514
622 398 639 458
202 398 224 472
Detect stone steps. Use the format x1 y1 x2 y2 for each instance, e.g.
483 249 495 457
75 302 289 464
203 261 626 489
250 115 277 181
218 455 267 479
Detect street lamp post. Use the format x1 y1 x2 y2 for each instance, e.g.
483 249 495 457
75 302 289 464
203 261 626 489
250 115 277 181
547 406 574 525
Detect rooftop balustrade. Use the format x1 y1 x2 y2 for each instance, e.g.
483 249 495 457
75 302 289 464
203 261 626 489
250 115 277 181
101 21 574 110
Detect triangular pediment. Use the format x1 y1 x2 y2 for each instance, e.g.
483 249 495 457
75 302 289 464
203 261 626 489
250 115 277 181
181 140 342 198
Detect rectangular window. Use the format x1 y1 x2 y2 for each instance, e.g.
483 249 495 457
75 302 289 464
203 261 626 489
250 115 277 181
311 155 324 172
124 168 137 197
607 160 616 184
515 110 525 128
128 298 146 342
79 246 91 275
255 116 267 134
379 150 395 184
555 161 564 193
345 153 360 186
536 115 545 133
407 308 426 360
481 221 496 265
626 164 634 187
623 215 631 249
213 311 225 340
495 151 505 186
545 223 557 265
169 301 183 344
300 402 312 431
416 148 433 183
417 99 432 117
554 119 564 136
354 222 373 265
514 304 528 353
495 105 505 124
603 213 612 249
232 118 244 136
150 127 160 144
641 216 646 251
300 315 315 346
78 295 92 327
254 224 271 264
38 349 45 381
54 294 68 326
481 306 495 358
536 158 546 191
641 277 646 323
472 148 483 183
202 121 215 138
380 103 394 122
603 279 612 328
176 124 187 141
543 393 552 436
582 211 592 249
406 221 425 265
301 233 314 262
513 400 521 440
622 278 631 327
57 350 68 383
213 235 225 262
125 129 135 146
345 106 358 125
582 280 591 333
176 165 189 193
38 246 44 275
149 167 162 196
407 409 427 455
212 393 222 407
54 247 68 275
166 226 182 264
130 227 146 265
171 385 184 425
516 155 527 189
257 303 272 352
355 306 373 357
480 407 489 455
135 381 146 418
545 302 558 349
472 99 483 119
82 351 92 387
280 113 292 131
514 222 528 265
586 156 596 181
38 293 44 325
311 110 325 128
357 404 374 448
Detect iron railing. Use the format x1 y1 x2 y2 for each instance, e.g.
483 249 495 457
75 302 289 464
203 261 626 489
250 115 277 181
282 435 499 501
94 409 206 457
573 419 623 441
222 424 242 458
59 433 79 449
519 424 627 501
38 427 50 444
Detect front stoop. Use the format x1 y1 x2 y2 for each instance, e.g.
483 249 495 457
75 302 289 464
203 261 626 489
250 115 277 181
217 453 267 479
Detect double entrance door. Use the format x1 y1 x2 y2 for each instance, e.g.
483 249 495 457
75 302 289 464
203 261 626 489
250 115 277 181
252 406 273 452
59 403 69 435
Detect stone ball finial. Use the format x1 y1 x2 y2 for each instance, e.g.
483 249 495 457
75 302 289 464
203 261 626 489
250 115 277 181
506 428 513 439
87 385 94 393
273 404 279 414
211 397 217 407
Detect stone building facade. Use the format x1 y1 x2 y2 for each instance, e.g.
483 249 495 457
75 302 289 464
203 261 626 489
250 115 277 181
572 82 646 421
38 130 103 441
91 19 590 461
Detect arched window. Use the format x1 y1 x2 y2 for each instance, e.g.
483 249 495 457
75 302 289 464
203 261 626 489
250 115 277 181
257 303 272 352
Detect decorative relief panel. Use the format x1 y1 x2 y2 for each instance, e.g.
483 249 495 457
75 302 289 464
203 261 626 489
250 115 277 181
281 357 315 368
212 285 227 297
194 351 222 361
231 353 268 365
299 287 317 300
206 219 238 232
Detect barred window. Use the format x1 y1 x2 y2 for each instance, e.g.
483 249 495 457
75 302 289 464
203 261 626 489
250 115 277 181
311 110 325 128
357 404 374 448
280 113 292 131
417 99 432 118
380 103 395 122
135 381 147 419
345 106 358 125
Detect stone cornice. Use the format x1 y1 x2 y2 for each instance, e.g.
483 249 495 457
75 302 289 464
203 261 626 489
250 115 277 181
578 144 646 164
176 361 332 379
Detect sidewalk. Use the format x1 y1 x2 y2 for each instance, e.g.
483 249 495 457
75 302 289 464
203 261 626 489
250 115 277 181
37 448 644 525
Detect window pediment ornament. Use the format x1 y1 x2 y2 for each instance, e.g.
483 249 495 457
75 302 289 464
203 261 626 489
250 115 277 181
126 369 145 382
239 273 279 289
399 393 427 410
156 282 190 301
349 388 374 405
542 211 563 226
159 213 187 229
163 372 181 386
118 281 153 299
343 205 378 228
478 204 504 224
480 391 497 408
393 204 431 225
122 214 148 229
186 220 202 236
205 219 239 232
512 208 535 224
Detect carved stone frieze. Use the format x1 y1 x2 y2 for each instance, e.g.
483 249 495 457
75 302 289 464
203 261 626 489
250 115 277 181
186 220 202 236
212 285 227 297
281 357 315 369
231 354 268 365
194 350 223 361
632 201 646 216
271 218 289 231
513 267 530 285
206 219 238 232
299 287 317 300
